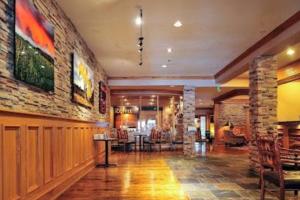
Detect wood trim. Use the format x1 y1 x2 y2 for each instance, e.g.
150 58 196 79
279 58 300 70
0 124 2 200
278 73 300 85
213 89 249 103
111 90 183 96
215 11 300 79
108 75 214 80
0 109 96 124
28 161 94 200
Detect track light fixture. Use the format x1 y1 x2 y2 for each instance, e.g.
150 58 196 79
136 8 144 67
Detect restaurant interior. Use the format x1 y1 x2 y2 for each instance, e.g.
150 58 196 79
1 0 300 200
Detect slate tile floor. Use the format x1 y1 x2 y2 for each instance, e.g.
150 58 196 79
167 144 297 200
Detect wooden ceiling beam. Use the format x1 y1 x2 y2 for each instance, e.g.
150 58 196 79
213 89 249 103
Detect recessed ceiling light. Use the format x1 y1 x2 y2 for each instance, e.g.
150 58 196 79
161 65 167 68
135 16 142 26
174 20 182 27
286 48 295 56
167 48 172 53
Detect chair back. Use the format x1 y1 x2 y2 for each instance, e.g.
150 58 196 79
150 128 161 141
117 129 128 140
256 135 283 177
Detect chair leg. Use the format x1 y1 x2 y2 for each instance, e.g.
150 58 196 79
260 179 265 200
279 187 285 200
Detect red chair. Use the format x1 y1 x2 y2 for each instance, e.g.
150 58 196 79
143 128 161 152
117 129 136 152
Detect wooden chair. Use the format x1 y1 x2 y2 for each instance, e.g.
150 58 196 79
117 129 136 152
257 135 300 200
143 128 161 152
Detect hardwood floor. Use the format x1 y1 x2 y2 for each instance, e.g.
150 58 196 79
58 152 189 200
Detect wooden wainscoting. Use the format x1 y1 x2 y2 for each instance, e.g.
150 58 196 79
0 110 107 200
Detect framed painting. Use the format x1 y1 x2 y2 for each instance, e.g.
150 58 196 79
15 0 55 91
72 52 94 108
99 81 107 114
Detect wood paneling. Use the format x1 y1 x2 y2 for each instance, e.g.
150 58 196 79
43 127 53 184
2 125 22 200
0 125 3 200
26 126 43 193
0 110 107 200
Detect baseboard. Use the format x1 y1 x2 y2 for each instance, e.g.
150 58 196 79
22 160 95 200
39 161 95 200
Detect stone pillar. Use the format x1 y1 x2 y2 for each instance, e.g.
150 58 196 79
249 55 278 138
183 86 196 156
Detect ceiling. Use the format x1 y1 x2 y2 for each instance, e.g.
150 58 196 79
58 0 300 78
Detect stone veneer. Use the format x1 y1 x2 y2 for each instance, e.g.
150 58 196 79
183 86 196 156
0 0 108 121
249 55 278 138
214 100 250 143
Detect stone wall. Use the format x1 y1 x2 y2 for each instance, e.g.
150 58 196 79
183 86 196 156
214 99 250 143
0 0 108 121
249 55 278 138
218 101 249 128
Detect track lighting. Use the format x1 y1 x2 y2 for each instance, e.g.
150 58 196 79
136 8 144 67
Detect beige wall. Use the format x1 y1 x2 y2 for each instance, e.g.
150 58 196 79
278 80 300 122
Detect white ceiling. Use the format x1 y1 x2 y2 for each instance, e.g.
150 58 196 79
58 0 300 78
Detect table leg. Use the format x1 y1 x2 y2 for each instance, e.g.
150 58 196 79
139 136 142 151
96 141 117 168
105 140 109 165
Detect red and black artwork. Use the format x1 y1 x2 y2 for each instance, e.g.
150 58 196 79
99 81 107 114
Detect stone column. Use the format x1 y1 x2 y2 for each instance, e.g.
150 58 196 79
249 55 278 138
183 86 196 156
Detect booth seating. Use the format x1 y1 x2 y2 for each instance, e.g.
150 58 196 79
257 136 300 200
117 129 136 151
224 127 247 146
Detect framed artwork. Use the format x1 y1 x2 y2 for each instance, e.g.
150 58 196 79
15 0 55 91
99 81 107 114
72 52 94 108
